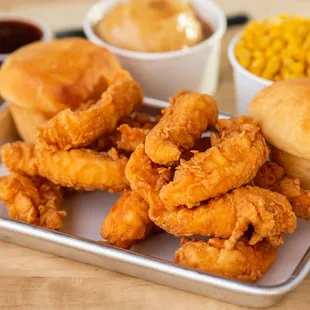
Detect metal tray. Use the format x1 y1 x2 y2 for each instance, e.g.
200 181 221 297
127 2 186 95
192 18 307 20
0 99 309 308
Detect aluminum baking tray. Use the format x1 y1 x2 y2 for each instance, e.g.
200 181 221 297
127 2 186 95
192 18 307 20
0 99 309 308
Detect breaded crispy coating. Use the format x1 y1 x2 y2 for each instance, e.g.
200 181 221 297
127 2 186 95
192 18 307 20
253 162 285 189
116 124 150 152
254 162 310 219
89 130 121 152
126 145 296 249
1 142 129 192
145 91 218 165
101 191 153 249
160 120 269 209
89 114 156 152
216 115 258 138
37 71 143 150
175 238 277 282
0 173 66 230
126 114 158 130
181 137 212 161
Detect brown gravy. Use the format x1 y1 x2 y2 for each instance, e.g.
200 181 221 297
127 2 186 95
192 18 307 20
0 20 43 54
202 19 213 41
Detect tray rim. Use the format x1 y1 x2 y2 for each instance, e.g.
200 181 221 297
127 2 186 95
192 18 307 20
0 218 310 296
0 97 309 307
0 217 309 297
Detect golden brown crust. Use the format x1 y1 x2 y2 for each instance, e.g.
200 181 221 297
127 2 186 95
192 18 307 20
125 145 296 249
145 91 218 165
0 38 121 114
249 79 310 160
101 191 153 249
254 162 310 220
175 238 277 282
36 71 143 150
0 142 129 192
116 124 150 152
159 119 269 209
0 173 66 230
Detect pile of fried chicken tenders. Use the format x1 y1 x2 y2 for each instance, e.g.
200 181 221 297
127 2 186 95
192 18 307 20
0 39 309 283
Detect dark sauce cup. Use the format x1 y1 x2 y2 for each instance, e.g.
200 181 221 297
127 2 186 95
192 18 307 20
0 14 53 65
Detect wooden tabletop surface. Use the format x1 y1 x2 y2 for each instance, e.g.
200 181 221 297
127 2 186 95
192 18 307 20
1 1 310 309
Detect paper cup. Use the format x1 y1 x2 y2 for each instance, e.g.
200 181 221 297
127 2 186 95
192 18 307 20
83 0 226 102
228 33 272 115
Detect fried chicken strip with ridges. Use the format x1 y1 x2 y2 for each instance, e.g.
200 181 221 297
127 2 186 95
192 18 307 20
90 113 156 152
160 120 269 209
1 142 129 192
125 145 296 249
116 124 150 152
175 238 277 282
254 162 310 220
101 191 153 249
145 91 218 165
90 125 150 153
37 70 143 151
0 173 66 230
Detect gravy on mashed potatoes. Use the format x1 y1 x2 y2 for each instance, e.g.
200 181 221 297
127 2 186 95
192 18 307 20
95 0 212 53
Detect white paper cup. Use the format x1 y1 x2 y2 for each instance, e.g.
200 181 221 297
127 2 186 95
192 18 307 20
228 33 272 115
0 13 53 63
83 0 226 102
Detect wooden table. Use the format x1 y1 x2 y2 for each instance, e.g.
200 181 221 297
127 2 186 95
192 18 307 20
0 1 310 309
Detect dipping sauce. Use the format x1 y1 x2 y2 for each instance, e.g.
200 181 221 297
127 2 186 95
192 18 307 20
0 20 43 54
96 0 213 53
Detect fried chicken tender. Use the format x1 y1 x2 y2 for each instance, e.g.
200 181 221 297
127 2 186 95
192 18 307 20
1 142 129 192
127 114 158 130
216 115 258 138
0 173 66 230
90 114 156 152
37 71 143 151
254 162 310 219
89 130 121 152
253 162 285 189
126 145 296 249
116 124 150 152
145 91 218 165
160 120 269 209
181 137 212 161
175 238 277 282
101 191 153 249
90 124 149 153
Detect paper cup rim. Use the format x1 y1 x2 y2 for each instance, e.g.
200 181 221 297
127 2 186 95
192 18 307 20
228 32 273 86
0 13 53 62
83 0 227 61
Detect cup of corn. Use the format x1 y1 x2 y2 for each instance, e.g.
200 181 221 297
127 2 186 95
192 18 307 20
228 14 310 114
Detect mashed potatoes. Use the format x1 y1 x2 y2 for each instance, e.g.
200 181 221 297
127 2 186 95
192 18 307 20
96 0 209 53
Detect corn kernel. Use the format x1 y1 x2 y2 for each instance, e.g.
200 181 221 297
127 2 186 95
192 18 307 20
250 56 266 75
274 74 282 81
282 56 294 67
289 61 305 74
266 56 281 74
272 38 285 51
253 50 264 58
261 71 274 80
303 35 310 49
235 14 310 81
287 46 305 61
258 36 271 50
266 49 276 58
